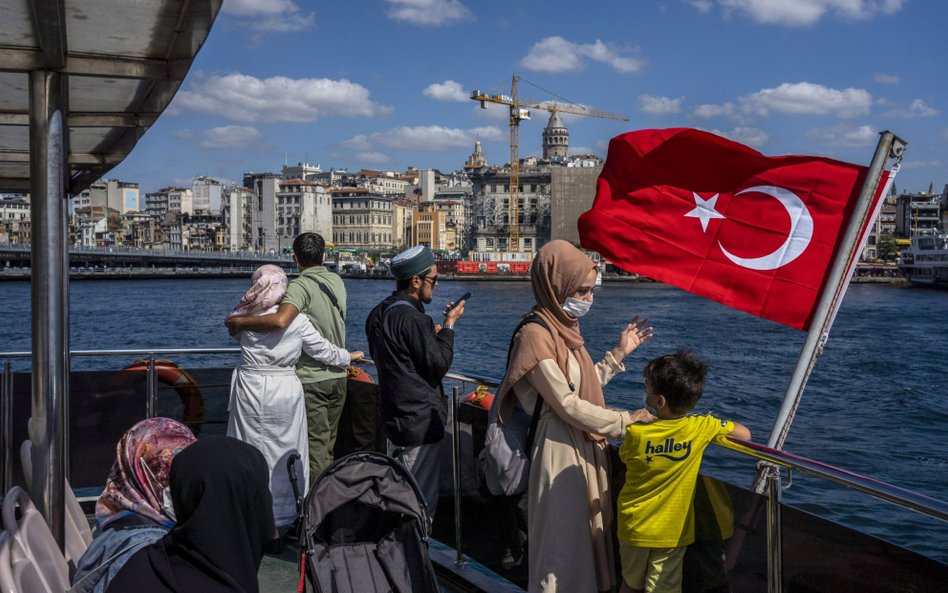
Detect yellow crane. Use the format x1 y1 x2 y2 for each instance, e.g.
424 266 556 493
470 75 628 253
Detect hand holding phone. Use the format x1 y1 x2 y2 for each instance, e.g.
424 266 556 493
447 291 472 312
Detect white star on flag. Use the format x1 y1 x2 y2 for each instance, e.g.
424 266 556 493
685 192 725 232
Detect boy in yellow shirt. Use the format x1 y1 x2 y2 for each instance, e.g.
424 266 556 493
617 349 751 593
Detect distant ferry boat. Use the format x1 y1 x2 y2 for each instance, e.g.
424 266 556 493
897 231 948 288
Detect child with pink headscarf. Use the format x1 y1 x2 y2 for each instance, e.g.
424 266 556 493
227 265 362 528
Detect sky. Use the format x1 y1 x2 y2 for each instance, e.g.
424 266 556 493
109 0 948 195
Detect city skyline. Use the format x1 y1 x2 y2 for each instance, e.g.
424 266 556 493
108 0 948 194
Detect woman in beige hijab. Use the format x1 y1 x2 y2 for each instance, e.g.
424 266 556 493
496 240 654 593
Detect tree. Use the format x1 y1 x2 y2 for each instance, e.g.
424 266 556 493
877 234 898 262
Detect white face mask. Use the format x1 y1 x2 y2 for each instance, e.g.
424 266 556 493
562 297 592 318
643 391 658 416
161 487 177 522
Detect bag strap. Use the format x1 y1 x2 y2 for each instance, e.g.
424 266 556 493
506 313 552 455
307 275 345 321
67 539 143 593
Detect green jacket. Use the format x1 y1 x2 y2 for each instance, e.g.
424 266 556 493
283 266 347 383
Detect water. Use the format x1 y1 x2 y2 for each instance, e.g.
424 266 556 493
1 277 946 561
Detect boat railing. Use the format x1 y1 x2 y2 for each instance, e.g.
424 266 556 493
2 348 946 593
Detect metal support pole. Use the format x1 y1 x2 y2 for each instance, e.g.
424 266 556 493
2 361 12 494
766 469 783 593
146 356 157 418
451 386 465 567
29 69 68 550
755 131 905 493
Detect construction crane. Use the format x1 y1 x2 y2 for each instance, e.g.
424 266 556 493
470 75 628 253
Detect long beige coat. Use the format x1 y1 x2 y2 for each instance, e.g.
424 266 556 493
512 350 631 593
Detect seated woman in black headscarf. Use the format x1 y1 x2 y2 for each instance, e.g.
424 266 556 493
106 435 276 593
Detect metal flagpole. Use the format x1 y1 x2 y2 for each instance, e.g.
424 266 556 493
753 130 906 492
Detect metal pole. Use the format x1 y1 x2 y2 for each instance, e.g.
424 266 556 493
451 385 465 566
2 361 12 494
29 69 68 550
761 132 903 463
146 355 157 418
766 469 783 593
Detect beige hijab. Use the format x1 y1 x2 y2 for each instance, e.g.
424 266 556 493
497 240 605 440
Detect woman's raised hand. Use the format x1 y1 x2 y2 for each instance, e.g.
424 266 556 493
349 350 365 362
611 316 653 361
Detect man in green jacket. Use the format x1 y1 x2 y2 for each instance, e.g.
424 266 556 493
226 233 347 485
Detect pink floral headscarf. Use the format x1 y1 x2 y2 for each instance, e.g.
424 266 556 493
95 417 196 529
229 264 288 317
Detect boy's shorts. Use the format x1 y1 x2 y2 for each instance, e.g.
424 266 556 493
619 542 686 593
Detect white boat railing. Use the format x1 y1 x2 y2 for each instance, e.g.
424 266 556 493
2 348 946 593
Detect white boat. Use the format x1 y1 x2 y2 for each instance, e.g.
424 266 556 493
897 231 948 287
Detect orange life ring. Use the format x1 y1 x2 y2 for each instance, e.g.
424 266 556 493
124 359 204 434
461 385 494 409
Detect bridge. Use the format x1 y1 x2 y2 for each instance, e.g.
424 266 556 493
0 245 294 280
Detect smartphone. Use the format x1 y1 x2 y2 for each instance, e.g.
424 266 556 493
447 292 472 312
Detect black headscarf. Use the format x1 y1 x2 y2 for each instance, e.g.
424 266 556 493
106 436 276 593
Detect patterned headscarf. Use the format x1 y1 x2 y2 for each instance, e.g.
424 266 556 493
95 417 197 529
229 264 288 317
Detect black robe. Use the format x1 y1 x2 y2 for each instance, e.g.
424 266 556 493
106 436 276 593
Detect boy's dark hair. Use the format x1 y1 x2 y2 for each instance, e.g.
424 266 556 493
643 348 707 415
292 233 325 267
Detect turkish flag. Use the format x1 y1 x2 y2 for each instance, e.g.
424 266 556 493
579 128 880 330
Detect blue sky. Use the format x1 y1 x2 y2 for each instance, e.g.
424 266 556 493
110 0 948 195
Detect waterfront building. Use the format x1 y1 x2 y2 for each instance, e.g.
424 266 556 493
542 111 569 159
349 169 412 196
467 164 552 259
331 188 395 252
144 186 193 218
192 176 223 214
308 168 349 186
895 185 947 237
282 162 322 182
0 196 30 244
276 179 332 248
222 186 256 251
550 162 603 246
392 197 413 249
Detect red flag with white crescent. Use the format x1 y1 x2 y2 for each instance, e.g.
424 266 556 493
578 128 887 330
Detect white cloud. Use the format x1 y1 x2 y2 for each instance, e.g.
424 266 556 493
355 152 392 165
341 125 504 152
386 0 472 26
900 159 943 170
709 126 770 146
883 99 939 118
173 126 262 149
222 0 315 35
873 73 900 84
689 102 736 120
638 95 684 115
520 36 646 74
690 0 714 13
806 123 878 147
423 80 469 102
740 82 872 118
713 0 905 27
172 73 392 122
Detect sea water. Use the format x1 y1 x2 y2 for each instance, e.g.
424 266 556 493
1 278 945 561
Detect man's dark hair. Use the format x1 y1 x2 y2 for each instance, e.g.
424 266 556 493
396 271 430 292
643 348 707 415
292 233 325 267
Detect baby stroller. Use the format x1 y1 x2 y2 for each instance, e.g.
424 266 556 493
300 451 440 593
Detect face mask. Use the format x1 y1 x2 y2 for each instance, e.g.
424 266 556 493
161 487 177 522
562 297 592 318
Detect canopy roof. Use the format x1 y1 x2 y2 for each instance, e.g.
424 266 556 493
0 0 221 195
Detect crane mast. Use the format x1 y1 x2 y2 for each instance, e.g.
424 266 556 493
470 75 628 256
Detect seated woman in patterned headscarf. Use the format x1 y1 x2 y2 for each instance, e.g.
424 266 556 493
72 417 196 593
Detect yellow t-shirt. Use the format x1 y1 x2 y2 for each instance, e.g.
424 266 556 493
617 414 734 547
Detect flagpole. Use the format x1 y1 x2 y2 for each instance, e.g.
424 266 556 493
753 130 906 492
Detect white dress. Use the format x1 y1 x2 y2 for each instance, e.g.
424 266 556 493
227 306 350 527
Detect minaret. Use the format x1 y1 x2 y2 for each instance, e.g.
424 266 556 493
542 111 568 159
